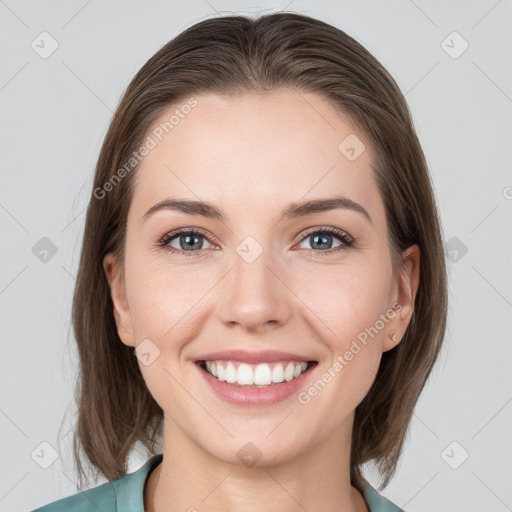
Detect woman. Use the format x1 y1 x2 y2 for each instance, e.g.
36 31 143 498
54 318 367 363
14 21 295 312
32 11 448 512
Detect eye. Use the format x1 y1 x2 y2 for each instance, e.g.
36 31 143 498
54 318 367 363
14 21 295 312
296 226 353 255
157 226 354 258
158 228 215 257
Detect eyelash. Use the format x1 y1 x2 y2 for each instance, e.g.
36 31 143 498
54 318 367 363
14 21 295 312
157 226 354 258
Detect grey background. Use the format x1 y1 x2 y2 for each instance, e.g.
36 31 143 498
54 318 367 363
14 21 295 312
1 1 511 511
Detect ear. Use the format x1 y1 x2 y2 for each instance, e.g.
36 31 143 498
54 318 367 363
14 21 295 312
383 244 420 352
103 252 136 348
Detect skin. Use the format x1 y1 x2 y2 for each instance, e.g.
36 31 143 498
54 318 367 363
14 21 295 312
103 89 420 512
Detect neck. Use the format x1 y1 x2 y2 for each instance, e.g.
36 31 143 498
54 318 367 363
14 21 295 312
145 414 368 512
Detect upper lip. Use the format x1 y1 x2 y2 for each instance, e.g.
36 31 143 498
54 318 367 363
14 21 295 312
196 350 316 364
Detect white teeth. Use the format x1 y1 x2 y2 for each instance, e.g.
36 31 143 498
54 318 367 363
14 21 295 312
284 362 295 381
271 363 285 383
225 362 237 383
217 364 226 381
237 363 254 385
203 360 310 386
254 363 272 385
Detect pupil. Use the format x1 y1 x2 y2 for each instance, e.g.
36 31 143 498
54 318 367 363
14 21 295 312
311 234 332 250
181 234 202 250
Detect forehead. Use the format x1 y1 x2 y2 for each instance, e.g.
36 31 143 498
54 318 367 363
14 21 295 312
129 89 383 225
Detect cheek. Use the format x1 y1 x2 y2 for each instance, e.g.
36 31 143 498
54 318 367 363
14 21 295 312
295 258 393 347
125 262 197 412
127 273 174 339
124 250 207 340
294 258 392 404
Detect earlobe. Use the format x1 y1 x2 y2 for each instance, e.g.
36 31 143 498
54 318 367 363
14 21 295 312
383 244 420 352
384 331 400 351
103 253 136 347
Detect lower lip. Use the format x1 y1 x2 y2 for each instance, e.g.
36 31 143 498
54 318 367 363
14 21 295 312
196 362 317 406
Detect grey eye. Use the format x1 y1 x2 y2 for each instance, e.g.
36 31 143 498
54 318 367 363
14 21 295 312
298 232 344 251
168 232 213 251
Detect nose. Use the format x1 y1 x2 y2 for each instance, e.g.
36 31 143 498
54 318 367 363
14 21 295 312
217 247 292 333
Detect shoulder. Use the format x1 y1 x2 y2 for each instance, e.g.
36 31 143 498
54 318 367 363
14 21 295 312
30 480 116 512
362 482 405 512
30 453 164 512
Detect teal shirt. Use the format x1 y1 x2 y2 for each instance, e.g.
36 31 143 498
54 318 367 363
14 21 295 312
31 453 403 511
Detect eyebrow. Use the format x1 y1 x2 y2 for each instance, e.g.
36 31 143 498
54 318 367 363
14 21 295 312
143 195 372 225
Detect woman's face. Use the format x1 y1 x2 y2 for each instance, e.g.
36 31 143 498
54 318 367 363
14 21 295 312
105 89 417 466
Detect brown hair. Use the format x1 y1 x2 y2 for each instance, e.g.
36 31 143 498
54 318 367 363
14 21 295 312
70 12 448 491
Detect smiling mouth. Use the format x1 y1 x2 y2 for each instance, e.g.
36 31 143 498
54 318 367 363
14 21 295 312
196 360 318 387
